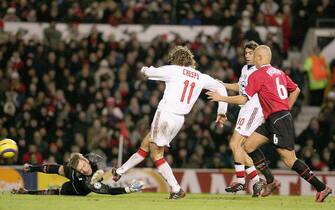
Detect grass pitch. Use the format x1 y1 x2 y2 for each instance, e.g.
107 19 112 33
0 192 334 210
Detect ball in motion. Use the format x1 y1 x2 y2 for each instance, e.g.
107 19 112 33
0 138 18 158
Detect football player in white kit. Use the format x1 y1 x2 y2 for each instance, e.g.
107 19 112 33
221 41 280 196
111 46 228 199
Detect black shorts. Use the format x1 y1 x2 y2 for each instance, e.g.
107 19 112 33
255 110 295 150
60 181 90 196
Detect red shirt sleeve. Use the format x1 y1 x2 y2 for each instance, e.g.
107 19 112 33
285 74 298 92
245 72 261 99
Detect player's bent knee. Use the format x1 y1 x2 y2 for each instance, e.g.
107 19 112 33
141 134 151 148
285 155 297 168
229 140 238 151
140 141 149 151
282 157 296 168
277 149 297 168
149 143 164 161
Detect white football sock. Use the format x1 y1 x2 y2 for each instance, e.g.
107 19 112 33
246 166 260 183
116 149 147 175
156 159 180 193
235 163 245 184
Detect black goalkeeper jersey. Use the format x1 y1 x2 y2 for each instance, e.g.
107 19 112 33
63 153 106 195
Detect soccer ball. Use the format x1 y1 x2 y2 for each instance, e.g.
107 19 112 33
0 138 18 158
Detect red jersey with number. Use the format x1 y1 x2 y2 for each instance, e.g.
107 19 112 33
141 65 228 115
244 65 298 119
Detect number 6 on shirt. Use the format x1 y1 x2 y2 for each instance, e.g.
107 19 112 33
180 80 196 104
276 77 288 100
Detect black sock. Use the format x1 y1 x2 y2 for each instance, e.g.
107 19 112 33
29 164 60 174
292 159 325 192
109 187 127 195
248 149 274 184
28 189 60 195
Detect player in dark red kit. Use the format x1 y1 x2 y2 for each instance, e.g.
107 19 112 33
206 45 332 202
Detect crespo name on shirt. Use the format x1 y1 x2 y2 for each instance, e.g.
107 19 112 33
183 69 199 80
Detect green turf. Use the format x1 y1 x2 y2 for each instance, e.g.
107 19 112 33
0 193 334 210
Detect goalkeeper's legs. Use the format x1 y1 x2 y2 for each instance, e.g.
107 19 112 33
12 187 60 195
113 133 150 181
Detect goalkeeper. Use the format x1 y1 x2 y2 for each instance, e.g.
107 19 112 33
13 152 143 195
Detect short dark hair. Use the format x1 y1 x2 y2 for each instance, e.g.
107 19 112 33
244 41 259 51
68 152 84 169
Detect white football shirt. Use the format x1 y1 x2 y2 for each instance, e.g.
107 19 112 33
141 65 228 115
238 65 258 95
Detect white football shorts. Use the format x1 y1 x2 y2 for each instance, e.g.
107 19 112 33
150 109 184 147
235 94 264 137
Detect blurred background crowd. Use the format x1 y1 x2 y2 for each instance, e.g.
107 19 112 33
1 0 334 49
0 0 335 172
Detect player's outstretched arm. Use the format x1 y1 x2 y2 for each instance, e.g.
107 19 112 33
203 76 229 127
141 66 171 81
220 81 239 92
206 91 248 105
23 163 65 176
87 180 144 195
214 79 239 92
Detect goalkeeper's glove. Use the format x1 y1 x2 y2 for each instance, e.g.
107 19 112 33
125 180 145 193
90 169 104 185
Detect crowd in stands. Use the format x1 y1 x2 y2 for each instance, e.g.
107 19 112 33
0 0 334 171
1 0 334 50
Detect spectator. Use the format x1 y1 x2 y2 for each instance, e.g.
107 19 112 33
0 0 316 54
37 3 51 22
298 117 329 154
303 47 330 106
230 20 243 48
260 0 279 16
180 11 201 25
291 0 313 49
3 7 20 22
22 145 43 164
329 57 335 87
0 20 9 44
43 22 62 50
244 23 262 44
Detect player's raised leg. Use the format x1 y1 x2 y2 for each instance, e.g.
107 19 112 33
112 134 150 181
276 148 332 202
